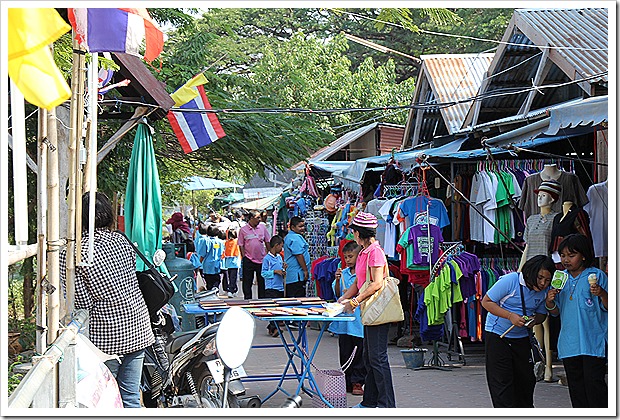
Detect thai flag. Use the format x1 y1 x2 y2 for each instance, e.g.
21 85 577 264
167 84 226 154
68 8 163 62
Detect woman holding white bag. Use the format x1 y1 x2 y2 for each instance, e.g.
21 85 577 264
339 212 402 408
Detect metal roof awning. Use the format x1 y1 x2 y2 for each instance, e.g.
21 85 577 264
231 195 280 210
486 95 607 146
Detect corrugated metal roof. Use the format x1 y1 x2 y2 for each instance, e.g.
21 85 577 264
515 8 608 84
421 53 494 133
378 126 405 154
306 122 379 163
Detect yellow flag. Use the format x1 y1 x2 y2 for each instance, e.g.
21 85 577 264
8 8 72 110
170 73 209 106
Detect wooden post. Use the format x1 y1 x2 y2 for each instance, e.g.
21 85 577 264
65 41 86 318
36 109 48 354
46 104 61 347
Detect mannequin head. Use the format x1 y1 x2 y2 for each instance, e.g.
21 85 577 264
537 191 556 208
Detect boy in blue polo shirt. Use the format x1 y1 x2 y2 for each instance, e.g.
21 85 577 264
262 235 286 336
284 216 310 297
329 241 366 395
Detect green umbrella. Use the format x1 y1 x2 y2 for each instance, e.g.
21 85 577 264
124 123 168 274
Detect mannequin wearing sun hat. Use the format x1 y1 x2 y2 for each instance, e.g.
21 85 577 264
519 179 561 383
519 180 562 268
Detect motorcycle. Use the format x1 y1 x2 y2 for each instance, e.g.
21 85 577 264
141 293 260 407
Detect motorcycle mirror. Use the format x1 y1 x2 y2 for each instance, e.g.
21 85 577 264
216 307 255 369
152 249 166 267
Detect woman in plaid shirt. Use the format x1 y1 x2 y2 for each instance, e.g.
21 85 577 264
60 192 154 408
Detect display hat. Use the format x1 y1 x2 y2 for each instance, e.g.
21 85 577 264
350 211 378 229
534 179 561 200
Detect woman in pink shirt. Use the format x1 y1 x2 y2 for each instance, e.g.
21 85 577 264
338 212 397 408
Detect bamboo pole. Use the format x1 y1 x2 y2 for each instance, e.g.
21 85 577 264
85 53 98 265
46 104 60 350
65 41 86 317
36 108 48 354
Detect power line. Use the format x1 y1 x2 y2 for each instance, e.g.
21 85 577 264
98 70 607 119
332 9 607 52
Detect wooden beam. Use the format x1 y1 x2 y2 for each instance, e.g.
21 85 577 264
96 106 152 164
518 47 552 115
463 19 517 129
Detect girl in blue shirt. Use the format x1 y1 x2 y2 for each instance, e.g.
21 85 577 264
481 255 554 408
546 234 608 408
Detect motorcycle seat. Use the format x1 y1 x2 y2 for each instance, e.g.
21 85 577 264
167 323 219 355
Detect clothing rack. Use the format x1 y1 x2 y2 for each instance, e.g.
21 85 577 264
417 241 465 370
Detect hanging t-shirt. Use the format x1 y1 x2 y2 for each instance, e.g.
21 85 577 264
469 172 492 243
397 196 450 229
482 172 498 244
583 181 608 257
408 224 443 265
379 198 399 258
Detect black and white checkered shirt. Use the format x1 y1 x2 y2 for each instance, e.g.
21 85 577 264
60 229 155 355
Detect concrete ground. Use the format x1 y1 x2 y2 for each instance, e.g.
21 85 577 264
207 280 588 412
239 318 573 410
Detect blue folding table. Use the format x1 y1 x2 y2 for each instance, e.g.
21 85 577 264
183 303 354 407
254 313 354 407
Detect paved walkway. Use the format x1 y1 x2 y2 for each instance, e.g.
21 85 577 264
240 318 573 410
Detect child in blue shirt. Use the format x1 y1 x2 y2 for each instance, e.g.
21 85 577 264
262 236 287 336
328 241 366 395
191 223 208 292
546 234 608 408
196 224 224 291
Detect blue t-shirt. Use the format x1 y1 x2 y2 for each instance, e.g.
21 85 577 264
484 272 547 338
328 267 363 338
399 196 450 228
261 252 285 291
284 231 311 284
196 236 224 274
554 267 608 359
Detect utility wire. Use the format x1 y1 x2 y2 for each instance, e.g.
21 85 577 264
331 9 608 52
159 71 607 114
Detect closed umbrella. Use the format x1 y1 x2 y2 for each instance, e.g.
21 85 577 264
124 123 167 273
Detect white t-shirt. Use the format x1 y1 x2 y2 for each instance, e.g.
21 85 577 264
583 181 608 257
482 172 498 244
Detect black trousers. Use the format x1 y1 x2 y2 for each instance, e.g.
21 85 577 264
221 268 238 293
264 289 285 332
285 281 306 298
339 334 366 388
485 332 535 408
361 324 396 408
203 273 221 291
241 257 264 300
562 355 608 407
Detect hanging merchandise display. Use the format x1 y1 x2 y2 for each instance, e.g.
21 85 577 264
305 209 330 297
